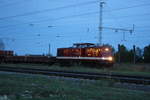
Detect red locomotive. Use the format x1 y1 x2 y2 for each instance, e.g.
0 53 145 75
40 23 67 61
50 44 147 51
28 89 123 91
56 43 114 66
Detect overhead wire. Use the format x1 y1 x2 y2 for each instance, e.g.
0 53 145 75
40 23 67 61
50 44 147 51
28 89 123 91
2 1 150 50
0 11 99 30
105 12 150 20
0 1 150 33
0 0 25 8
0 0 99 21
105 2 150 12
1 11 150 30
0 0 150 21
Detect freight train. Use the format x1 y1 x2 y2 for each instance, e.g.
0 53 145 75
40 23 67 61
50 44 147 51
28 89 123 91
0 43 114 67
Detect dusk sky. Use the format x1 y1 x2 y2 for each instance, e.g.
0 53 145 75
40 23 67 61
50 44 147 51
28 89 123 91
0 0 150 55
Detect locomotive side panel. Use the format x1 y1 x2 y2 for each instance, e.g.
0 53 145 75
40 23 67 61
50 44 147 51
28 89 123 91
85 47 102 57
57 48 82 57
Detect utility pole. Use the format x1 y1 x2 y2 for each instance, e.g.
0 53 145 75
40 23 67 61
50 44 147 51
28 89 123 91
99 1 105 45
48 43 51 57
118 44 121 63
122 31 126 41
133 45 136 64
97 1 134 45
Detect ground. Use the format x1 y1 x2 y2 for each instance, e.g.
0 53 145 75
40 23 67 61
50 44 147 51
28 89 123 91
0 71 150 100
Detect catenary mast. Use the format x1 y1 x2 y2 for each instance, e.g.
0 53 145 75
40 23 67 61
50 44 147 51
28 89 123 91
99 1 105 45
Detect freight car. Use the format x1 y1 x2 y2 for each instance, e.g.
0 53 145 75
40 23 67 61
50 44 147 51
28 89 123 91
0 50 13 63
56 43 114 67
0 50 54 64
4 55 55 64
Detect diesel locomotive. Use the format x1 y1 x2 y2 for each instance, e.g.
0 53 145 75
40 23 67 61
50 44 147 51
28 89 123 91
56 43 114 66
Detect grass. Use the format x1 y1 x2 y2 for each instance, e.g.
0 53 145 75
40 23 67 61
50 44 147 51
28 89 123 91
110 63 150 76
0 63 150 76
0 72 149 100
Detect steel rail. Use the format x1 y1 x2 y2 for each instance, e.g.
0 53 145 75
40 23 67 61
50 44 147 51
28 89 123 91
0 66 150 85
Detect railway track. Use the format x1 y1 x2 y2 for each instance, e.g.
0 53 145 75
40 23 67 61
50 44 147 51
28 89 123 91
0 66 150 85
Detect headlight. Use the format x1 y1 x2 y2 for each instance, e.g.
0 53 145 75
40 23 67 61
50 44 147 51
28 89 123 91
101 56 113 61
105 48 109 51
108 56 113 61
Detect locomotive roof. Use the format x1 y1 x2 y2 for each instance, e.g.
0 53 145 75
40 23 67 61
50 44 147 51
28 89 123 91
73 43 95 46
58 43 112 49
73 43 95 48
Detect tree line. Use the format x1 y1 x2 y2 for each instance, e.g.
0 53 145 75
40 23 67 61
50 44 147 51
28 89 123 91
114 44 150 63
